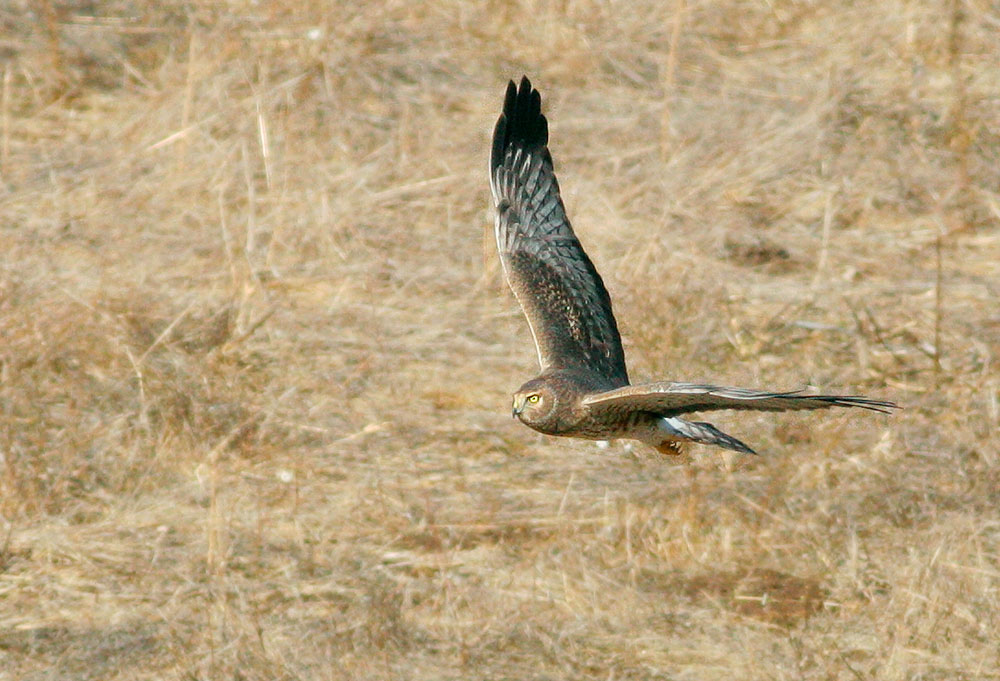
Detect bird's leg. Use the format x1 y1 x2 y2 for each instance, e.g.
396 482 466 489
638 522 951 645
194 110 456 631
654 441 684 456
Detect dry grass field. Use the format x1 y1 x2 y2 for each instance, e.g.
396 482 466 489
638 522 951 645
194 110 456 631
1 1 999 679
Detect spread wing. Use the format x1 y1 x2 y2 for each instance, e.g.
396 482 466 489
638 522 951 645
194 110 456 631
490 76 628 385
582 382 899 416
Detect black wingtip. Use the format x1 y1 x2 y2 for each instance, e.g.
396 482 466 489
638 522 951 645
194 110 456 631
827 396 901 414
711 427 758 456
686 420 758 455
491 76 549 175
724 435 758 456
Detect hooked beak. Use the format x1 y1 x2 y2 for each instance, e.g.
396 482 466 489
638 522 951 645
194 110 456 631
512 396 524 418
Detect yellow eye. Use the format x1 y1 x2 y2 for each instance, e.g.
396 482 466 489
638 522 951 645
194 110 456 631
527 394 540 404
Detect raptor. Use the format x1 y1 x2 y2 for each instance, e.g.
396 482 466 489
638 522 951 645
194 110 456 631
489 76 897 455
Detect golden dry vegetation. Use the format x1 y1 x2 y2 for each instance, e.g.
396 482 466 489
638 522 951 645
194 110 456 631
1 1 999 679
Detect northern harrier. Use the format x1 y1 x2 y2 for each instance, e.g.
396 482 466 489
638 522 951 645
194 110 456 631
489 77 897 456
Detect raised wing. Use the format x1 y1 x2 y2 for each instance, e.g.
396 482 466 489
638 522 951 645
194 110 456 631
582 382 899 416
490 77 628 385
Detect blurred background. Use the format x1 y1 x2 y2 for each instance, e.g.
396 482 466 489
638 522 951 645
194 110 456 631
0 1 997 678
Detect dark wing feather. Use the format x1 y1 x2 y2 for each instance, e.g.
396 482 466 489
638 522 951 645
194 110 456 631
490 77 628 385
582 382 899 416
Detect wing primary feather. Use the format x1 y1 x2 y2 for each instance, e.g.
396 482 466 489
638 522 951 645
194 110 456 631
491 77 548 188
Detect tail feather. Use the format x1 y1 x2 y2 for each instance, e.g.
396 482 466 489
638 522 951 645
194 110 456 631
659 416 758 455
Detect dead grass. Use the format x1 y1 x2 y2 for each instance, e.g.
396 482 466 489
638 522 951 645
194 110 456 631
1 0 998 678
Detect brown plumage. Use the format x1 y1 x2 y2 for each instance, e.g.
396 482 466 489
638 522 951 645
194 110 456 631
490 77 897 455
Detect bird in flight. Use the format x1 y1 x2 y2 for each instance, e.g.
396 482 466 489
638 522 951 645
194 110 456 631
489 76 897 456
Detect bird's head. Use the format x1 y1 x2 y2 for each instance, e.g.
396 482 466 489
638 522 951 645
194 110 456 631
511 378 559 430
